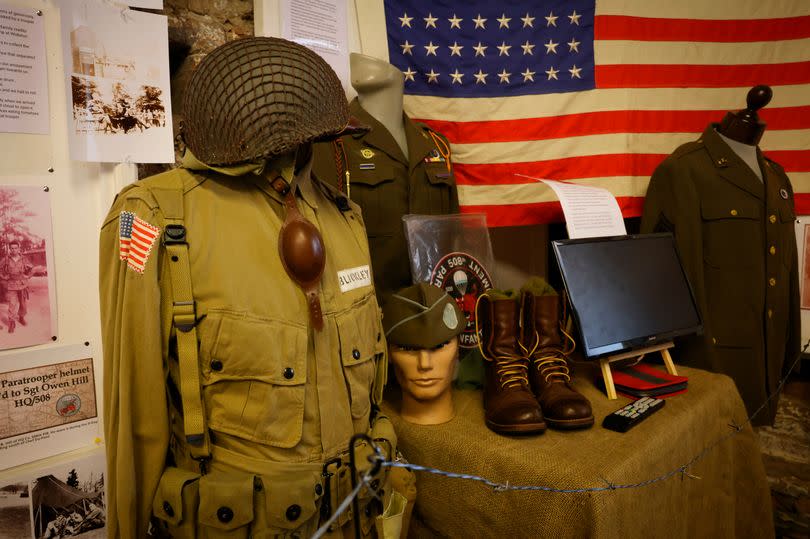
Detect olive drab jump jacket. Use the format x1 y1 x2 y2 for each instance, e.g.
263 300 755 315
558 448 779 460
641 124 800 425
312 99 460 298
99 164 394 538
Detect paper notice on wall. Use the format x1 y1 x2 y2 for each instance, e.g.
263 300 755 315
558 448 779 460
0 344 99 471
125 0 163 8
0 4 49 135
516 175 627 238
279 0 349 93
60 2 173 163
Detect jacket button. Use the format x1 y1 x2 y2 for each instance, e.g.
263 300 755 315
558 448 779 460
210 359 223 371
286 504 302 521
163 501 174 517
315 483 323 496
770 246 776 255
365 504 373 517
769 278 776 287
768 309 773 319
717 157 728 166
352 349 361 360
730 209 738 216
283 367 294 379
769 214 777 223
711 337 717 345
217 506 234 523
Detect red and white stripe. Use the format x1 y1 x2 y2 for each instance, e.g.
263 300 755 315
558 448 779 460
403 0 810 226
126 216 160 274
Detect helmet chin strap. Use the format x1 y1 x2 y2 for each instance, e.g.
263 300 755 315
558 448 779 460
275 148 326 331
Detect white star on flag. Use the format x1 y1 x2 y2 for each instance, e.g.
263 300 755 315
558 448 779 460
522 68 536 82
521 41 535 55
497 13 511 28
545 66 559 80
569 11 582 25
424 13 438 28
448 14 462 29
473 69 488 84
472 14 487 29
426 69 440 83
399 12 413 28
521 13 535 28
497 42 511 56
473 42 487 57
448 41 463 56
403 67 416 81
569 65 583 79
424 41 439 56
545 12 558 27
498 69 511 84
450 69 464 84
400 41 414 55
568 38 580 53
544 39 559 54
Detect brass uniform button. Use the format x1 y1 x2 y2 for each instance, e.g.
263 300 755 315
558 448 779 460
730 209 738 216
769 246 776 255
767 309 773 319
712 337 717 345
769 214 777 224
768 278 776 287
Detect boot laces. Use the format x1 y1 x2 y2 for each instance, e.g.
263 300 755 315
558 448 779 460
520 323 576 383
474 294 530 390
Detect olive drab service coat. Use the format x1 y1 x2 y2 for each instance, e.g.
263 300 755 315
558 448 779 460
641 124 800 425
99 166 393 538
312 99 460 298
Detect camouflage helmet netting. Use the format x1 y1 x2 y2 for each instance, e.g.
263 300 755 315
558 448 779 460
182 37 349 166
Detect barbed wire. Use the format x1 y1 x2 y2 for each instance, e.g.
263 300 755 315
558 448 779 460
311 343 807 536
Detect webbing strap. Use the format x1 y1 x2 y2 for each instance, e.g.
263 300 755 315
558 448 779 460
152 178 211 464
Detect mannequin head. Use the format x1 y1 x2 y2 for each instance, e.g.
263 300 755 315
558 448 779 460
383 283 465 424
390 338 459 423
350 52 404 94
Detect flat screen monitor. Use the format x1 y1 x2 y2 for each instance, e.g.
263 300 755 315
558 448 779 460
552 233 702 359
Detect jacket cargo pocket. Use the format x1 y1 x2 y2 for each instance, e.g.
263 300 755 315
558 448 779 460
198 474 254 539
701 198 761 268
200 311 308 448
152 467 200 539
337 297 386 418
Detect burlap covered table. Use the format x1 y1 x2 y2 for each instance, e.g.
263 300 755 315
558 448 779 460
382 364 773 538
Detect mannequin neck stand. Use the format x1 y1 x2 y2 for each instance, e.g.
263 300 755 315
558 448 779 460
716 84 772 146
350 53 408 156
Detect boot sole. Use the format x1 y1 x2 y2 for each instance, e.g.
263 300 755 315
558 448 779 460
485 419 547 435
545 416 595 430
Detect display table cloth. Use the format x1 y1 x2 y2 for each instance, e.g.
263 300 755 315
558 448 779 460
382 364 773 538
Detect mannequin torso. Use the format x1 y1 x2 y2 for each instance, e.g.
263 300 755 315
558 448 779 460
717 130 762 181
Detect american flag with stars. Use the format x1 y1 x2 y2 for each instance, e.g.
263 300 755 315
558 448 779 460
383 0 810 226
119 211 160 274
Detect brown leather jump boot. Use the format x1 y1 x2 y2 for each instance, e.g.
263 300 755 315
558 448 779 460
477 290 546 434
520 278 594 429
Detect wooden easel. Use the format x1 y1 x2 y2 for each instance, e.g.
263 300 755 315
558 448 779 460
599 341 679 400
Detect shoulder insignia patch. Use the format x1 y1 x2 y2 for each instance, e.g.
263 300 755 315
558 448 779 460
119 211 160 274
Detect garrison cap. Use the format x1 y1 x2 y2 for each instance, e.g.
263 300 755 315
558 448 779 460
383 283 465 348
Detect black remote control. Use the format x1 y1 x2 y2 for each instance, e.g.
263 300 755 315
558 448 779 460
602 397 665 432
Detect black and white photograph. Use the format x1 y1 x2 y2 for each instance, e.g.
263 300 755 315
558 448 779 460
0 481 32 539
0 186 56 351
60 1 173 163
31 453 106 539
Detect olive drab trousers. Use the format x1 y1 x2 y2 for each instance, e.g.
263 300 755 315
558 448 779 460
100 164 405 538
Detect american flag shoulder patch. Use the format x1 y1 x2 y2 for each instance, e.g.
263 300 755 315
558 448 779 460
119 211 160 274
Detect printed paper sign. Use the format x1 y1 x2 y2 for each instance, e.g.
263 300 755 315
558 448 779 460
0 344 99 471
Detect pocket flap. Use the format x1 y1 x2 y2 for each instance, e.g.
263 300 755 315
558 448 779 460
203 312 308 386
424 163 453 186
152 467 200 527
337 299 385 366
701 199 760 221
349 162 395 186
263 468 323 530
198 474 255 530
